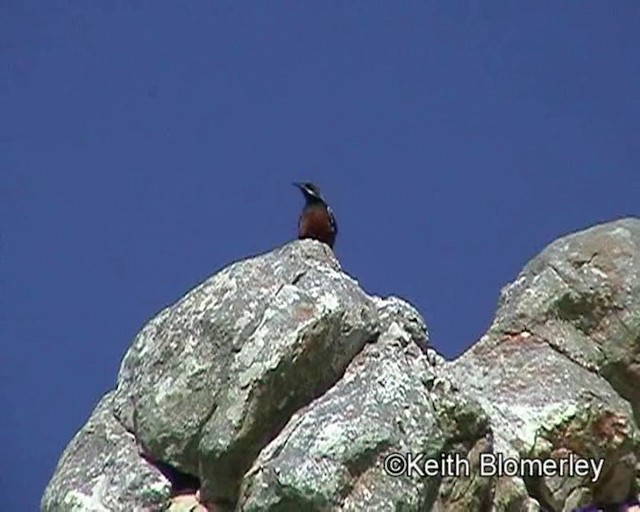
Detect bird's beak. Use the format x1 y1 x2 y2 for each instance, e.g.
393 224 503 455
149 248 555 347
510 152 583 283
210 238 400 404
293 182 303 189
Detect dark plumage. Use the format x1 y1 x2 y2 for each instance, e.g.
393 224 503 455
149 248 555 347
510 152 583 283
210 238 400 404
294 182 338 249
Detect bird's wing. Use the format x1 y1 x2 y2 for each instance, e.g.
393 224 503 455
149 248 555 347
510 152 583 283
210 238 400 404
327 205 338 235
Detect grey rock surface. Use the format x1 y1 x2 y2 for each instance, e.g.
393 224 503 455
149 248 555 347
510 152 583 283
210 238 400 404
113 240 383 504
447 218 640 511
41 392 171 512
43 219 640 511
238 297 488 511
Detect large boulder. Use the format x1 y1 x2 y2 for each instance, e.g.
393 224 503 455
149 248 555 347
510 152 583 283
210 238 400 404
111 240 383 504
447 218 640 511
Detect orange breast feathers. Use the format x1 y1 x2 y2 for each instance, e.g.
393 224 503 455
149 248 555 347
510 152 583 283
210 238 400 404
298 205 336 246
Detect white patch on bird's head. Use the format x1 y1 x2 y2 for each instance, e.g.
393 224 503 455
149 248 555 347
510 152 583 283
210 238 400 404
295 182 326 203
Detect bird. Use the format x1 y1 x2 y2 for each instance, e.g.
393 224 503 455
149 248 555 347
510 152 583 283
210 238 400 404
294 182 338 249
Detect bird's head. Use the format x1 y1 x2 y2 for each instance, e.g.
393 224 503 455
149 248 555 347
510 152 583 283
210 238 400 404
294 182 326 204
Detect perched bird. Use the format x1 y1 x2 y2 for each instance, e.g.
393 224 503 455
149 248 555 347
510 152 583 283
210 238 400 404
294 182 338 249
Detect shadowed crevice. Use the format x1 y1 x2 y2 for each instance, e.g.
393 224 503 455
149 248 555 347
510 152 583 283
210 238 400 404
141 453 201 497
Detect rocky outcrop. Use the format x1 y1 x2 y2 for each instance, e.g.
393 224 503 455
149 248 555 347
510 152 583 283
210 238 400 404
40 392 172 511
446 218 640 511
42 219 640 511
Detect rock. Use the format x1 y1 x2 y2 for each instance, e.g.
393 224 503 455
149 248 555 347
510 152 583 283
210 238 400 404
41 392 171 512
112 239 385 504
238 296 488 511
447 218 640 511
42 220 640 511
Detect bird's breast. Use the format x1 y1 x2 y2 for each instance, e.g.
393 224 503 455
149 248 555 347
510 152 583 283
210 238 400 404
298 205 336 247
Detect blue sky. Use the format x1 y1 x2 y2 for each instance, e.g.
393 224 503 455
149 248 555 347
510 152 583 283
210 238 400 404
2 1 639 509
